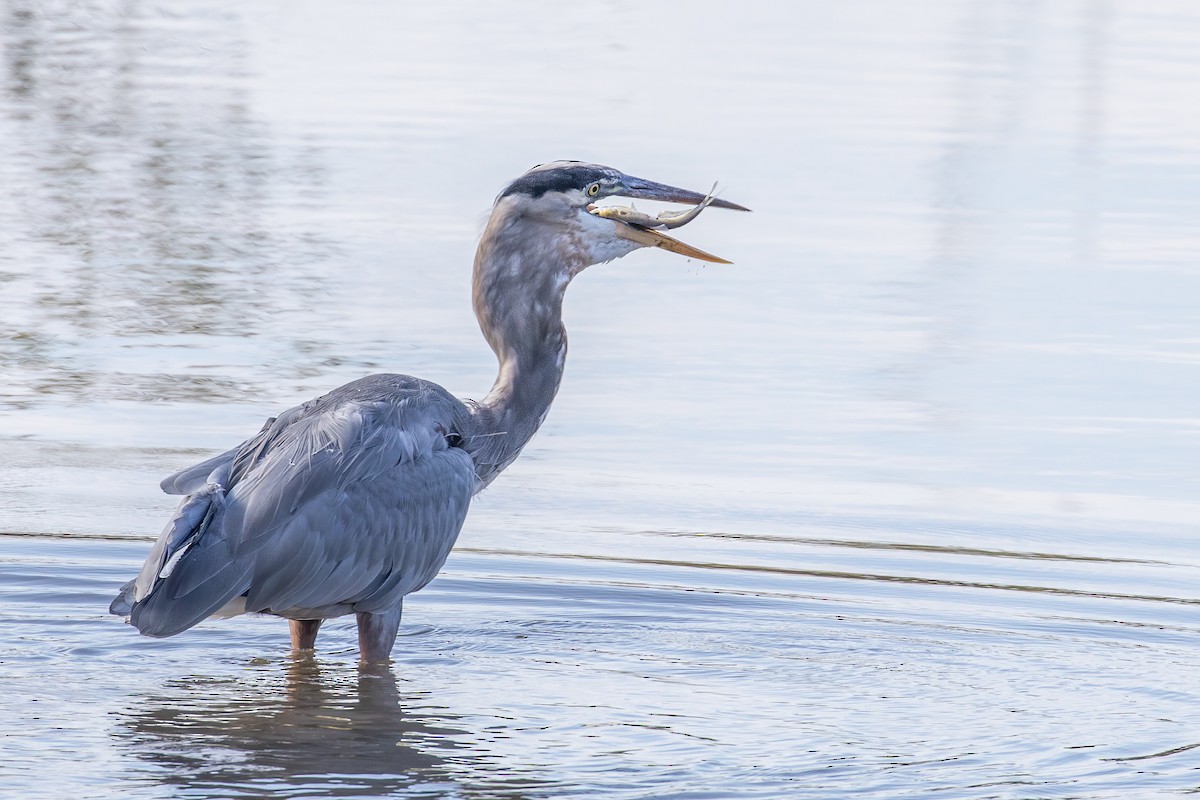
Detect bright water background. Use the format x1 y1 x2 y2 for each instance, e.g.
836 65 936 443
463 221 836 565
2 2 1199 798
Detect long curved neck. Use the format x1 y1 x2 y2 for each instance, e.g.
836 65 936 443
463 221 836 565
467 213 577 487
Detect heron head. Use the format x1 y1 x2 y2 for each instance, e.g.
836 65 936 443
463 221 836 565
493 161 749 269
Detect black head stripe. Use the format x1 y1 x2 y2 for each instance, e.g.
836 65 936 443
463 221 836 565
498 163 614 200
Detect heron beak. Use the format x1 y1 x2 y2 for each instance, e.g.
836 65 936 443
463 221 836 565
609 175 750 264
618 176 752 212
611 221 733 264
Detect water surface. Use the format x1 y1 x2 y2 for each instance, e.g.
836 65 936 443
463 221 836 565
2 1 1199 798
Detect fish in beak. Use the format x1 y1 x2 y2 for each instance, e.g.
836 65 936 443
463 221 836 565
590 176 750 264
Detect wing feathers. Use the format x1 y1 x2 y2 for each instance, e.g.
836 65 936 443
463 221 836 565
244 446 474 615
159 447 238 495
114 375 477 637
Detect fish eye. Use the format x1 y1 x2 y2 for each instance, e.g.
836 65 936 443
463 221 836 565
587 182 601 197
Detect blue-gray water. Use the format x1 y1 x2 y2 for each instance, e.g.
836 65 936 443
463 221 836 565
2 1 1199 798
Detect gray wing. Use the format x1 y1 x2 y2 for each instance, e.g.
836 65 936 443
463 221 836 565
117 375 477 638
159 446 239 496
156 401 317 496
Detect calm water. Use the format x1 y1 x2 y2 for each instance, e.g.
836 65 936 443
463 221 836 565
2 1 1200 798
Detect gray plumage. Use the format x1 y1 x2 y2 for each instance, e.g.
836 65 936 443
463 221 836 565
110 161 748 663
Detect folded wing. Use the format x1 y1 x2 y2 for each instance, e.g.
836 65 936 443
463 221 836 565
116 375 476 637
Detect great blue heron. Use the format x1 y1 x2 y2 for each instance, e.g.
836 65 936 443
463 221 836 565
110 161 748 662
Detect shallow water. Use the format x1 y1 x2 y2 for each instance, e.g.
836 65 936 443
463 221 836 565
2 1 1200 798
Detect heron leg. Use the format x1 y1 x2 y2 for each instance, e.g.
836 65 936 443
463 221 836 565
356 600 403 664
289 618 323 652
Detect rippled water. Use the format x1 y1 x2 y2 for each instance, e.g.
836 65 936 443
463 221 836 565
2 1 1199 798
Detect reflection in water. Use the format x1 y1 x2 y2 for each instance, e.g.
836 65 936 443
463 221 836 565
0 1 331 409
117 657 544 799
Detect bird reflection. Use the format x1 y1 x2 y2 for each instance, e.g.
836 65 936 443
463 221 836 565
116 657 542 799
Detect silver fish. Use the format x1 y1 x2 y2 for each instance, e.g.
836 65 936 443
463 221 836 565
590 182 720 230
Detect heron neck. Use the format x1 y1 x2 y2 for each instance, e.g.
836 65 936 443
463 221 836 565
468 231 575 487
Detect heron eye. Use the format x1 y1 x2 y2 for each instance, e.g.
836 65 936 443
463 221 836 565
587 183 601 197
